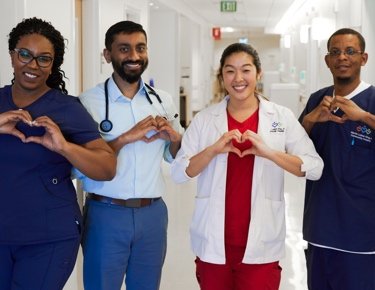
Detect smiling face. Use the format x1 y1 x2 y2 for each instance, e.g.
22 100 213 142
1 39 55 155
10 33 54 95
104 32 148 84
221 51 260 102
325 33 368 86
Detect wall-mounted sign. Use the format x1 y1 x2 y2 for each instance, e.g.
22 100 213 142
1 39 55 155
220 1 237 12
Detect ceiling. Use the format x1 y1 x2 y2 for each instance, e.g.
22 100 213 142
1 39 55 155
151 0 295 37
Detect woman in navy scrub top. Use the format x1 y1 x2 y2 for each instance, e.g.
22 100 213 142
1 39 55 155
0 17 116 290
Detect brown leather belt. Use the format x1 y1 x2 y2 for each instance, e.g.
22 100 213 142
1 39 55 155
87 193 161 208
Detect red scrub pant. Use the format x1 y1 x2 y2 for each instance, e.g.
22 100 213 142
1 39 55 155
195 246 281 290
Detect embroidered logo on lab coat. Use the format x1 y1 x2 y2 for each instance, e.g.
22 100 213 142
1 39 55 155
270 121 285 133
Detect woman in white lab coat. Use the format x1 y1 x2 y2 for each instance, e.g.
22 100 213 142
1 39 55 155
171 43 323 290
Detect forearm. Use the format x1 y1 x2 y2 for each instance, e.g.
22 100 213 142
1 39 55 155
186 146 217 178
361 111 375 129
266 150 305 177
169 140 181 158
107 133 133 154
60 139 116 180
301 115 315 135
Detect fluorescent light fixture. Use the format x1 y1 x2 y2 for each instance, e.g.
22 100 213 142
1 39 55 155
221 27 235 33
239 37 248 44
274 0 312 34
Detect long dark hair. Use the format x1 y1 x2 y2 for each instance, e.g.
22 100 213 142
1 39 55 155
8 17 68 94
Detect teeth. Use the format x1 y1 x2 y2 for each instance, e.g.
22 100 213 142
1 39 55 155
25 73 37 78
126 63 140 68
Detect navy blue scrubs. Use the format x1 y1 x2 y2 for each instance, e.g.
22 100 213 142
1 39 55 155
300 85 375 290
0 85 100 289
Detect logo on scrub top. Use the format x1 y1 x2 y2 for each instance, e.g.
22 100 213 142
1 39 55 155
350 125 372 144
270 121 285 133
356 125 372 135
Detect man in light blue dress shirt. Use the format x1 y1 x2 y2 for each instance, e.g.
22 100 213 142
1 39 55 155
77 20 183 290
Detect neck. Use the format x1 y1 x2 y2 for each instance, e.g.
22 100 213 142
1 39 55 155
334 77 361 96
227 94 259 122
11 83 50 108
112 73 141 99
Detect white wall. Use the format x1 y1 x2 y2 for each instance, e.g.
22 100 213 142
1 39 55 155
361 0 375 83
82 0 149 91
148 9 179 106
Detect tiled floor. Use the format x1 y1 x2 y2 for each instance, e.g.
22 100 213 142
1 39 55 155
64 166 308 290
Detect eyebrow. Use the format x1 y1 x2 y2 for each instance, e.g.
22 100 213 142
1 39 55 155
224 63 253 68
18 47 53 56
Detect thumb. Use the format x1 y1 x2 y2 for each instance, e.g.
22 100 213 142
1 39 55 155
228 146 242 157
240 148 253 158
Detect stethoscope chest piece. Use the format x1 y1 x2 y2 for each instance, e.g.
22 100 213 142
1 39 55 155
100 119 113 132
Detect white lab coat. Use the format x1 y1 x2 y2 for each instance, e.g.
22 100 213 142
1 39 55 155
171 96 323 264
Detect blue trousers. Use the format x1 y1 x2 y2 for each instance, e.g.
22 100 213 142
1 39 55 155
0 237 80 290
82 197 168 290
305 244 375 290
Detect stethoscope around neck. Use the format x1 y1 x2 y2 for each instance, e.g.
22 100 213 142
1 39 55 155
100 78 177 132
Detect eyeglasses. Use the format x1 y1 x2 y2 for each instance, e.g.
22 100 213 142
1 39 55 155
327 48 363 58
12 48 53 68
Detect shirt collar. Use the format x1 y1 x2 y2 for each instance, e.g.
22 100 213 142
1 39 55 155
333 80 371 100
107 76 148 102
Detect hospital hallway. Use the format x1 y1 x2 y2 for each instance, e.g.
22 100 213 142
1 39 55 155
160 163 308 290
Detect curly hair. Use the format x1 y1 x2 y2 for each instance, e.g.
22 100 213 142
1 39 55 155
8 17 68 94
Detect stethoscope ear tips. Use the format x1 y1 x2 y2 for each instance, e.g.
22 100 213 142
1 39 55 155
100 119 113 132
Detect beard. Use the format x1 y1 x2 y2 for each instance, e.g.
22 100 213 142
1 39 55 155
112 59 149 84
336 76 352 85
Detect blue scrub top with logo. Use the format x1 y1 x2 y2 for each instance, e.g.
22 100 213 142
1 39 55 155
300 85 375 252
0 85 100 245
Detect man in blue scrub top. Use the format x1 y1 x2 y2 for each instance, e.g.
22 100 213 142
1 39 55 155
299 28 375 290
77 21 183 290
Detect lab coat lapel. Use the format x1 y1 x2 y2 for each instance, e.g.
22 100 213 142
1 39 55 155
212 97 229 136
252 98 275 183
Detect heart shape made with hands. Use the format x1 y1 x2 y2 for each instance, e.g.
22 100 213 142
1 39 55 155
143 117 172 143
16 121 46 137
230 133 254 158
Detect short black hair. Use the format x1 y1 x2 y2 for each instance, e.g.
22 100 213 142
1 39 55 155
327 28 366 52
105 20 147 50
8 17 68 94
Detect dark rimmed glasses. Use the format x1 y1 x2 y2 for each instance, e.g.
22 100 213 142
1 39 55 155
12 48 53 68
327 47 363 58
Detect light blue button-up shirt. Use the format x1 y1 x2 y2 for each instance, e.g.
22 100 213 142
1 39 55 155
76 77 183 199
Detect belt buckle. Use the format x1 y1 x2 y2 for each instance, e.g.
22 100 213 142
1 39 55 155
125 198 142 208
